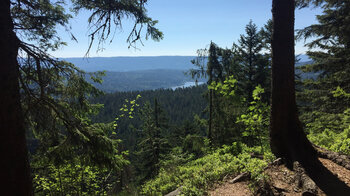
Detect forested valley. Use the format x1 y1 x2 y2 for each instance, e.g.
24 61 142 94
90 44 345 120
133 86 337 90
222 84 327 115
1 0 350 195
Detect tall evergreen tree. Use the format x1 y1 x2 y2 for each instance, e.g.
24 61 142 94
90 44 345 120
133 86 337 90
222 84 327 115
270 0 316 167
190 32 271 146
136 99 169 181
207 42 221 144
1 0 162 194
190 42 224 145
0 1 32 194
261 19 273 53
233 20 270 101
297 0 350 113
270 0 350 194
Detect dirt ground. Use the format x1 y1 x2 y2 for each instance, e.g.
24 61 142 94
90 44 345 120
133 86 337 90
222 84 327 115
209 158 350 196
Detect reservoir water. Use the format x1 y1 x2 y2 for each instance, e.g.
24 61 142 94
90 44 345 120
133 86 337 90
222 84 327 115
171 81 205 90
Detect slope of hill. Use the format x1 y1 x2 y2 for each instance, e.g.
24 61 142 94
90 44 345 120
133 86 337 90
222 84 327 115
67 56 314 92
87 69 202 92
92 85 207 125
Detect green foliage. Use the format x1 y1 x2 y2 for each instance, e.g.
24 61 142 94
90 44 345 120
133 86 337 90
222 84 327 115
182 135 209 157
208 76 238 97
86 70 199 93
141 143 272 196
332 86 350 99
297 0 350 114
206 75 245 146
33 158 112 195
189 20 271 147
296 0 350 158
232 20 271 102
135 100 171 181
113 94 142 131
307 108 350 155
305 87 350 155
237 85 270 152
21 60 129 172
13 0 164 193
308 127 350 155
138 83 273 195
72 0 163 51
93 85 207 125
12 0 72 50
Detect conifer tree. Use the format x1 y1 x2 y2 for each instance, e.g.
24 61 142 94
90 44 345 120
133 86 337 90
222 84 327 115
136 99 169 181
0 0 162 194
190 31 271 146
261 19 273 53
270 0 316 167
233 20 270 101
271 1 350 194
297 0 350 113
207 42 221 144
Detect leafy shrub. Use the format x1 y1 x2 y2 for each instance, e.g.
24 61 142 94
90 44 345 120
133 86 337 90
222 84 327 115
307 109 350 155
140 143 271 195
33 160 111 195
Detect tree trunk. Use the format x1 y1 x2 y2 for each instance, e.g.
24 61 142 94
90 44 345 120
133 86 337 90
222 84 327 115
270 0 316 166
0 0 33 195
154 98 160 175
208 89 213 145
270 1 350 194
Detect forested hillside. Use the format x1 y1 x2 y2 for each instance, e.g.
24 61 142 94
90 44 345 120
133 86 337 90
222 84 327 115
85 69 203 92
92 85 207 124
83 58 311 93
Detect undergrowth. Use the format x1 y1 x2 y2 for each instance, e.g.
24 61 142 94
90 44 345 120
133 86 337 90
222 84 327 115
141 143 274 196
307 109 350 155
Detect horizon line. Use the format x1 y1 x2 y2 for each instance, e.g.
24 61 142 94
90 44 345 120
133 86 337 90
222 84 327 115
57 55 198 58
56 53 307 58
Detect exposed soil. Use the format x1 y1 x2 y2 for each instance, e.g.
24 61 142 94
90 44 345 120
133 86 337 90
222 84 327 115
210 181 252 196
319 158 350 187
209 157 350 196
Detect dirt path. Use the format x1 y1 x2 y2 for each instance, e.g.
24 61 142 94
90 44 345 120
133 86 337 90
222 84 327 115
209 181 252 196
209 158 350 196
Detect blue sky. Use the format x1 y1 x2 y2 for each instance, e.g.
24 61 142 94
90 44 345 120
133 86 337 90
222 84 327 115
51 0 322 57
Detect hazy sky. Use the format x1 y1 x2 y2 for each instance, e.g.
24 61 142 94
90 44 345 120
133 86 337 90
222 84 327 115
51 0 322 57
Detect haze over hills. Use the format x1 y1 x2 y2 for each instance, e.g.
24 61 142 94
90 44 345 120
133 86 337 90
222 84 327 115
64 56 197 72
65 55 312 92
64 56 202 92
87 69 205 92
64 55 310 72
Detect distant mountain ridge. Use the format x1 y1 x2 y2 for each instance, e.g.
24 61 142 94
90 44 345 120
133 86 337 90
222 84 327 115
66 55 314 93
63 56 197 72
64 55 310 72
86 69 204 92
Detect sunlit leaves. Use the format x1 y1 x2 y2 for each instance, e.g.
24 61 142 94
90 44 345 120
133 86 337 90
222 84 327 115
208 76 237 97
236 85 269 154
33 159 112 195
141 143 271 195
112 94 141 131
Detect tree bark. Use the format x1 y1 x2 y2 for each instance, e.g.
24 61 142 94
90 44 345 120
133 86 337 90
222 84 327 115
270 0 316 166
0 0 33 195
270 1 350 194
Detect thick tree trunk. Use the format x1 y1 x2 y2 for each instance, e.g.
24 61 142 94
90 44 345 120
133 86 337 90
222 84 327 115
270 1 350 194
0 0 33 195
270 0 316 166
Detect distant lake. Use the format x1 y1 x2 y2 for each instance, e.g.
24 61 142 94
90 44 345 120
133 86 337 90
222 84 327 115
171 81 205 90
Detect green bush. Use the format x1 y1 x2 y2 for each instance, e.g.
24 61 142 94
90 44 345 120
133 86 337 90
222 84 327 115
141 143 272 196
307 109 350 155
